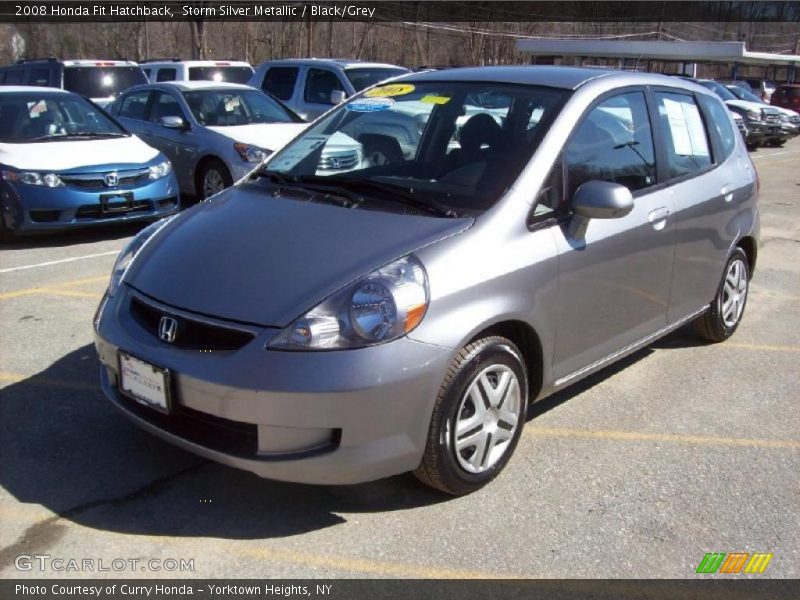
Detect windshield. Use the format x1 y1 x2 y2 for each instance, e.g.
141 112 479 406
699 81 737 102
263 81 567 215
727 85 765 104
0 92 126 143
63 66 147 98
183 89 295 126
189 66 254 84
345 68 411 92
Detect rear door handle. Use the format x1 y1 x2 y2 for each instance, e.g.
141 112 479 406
721 184 735 202
648 207 670 230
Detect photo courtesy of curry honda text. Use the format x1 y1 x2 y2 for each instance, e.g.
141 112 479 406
94 66 759 496
0 87 179 239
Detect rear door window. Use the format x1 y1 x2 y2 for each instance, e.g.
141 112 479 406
654 92 712 180
3 69 25 85
117 91 152 121
304 68 345 105
261 67 298 101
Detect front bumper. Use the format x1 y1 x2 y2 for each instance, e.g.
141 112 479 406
2 174 179 233
94 287 452 485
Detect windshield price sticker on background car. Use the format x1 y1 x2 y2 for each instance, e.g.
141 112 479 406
364 84 416 98
420 94 451 105
346 97 395 112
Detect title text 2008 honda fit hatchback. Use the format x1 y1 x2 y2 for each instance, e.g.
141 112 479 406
95 67 759 495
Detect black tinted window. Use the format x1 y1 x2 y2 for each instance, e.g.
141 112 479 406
29 68 50 86
63 67 148 98
698 94 737 161
188 66 253 84
654 92 712 180
304 68 344 105
3 70 25 85
156 68 176 82
262 67 298 100
118 91 151 121
566 92 656 198
150 92 184 123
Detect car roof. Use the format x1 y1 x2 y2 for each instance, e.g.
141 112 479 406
259 58 406 70
128 81 254 92
0 86 71 95
142 60 252 67
400 65 688 91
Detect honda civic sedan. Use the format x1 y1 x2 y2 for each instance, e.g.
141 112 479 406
0 87 178 240
95 67 759 495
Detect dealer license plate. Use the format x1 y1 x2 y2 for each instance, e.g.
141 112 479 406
118 352 171 414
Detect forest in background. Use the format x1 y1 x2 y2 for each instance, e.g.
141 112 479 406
2 19 799 76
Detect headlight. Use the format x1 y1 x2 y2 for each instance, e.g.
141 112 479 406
148 160 172 180
107 215 176 297
234 143 271 163
746 110 762 122
269 255 429 350
0 170 64 187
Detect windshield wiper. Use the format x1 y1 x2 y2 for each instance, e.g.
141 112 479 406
258 170 361 208
334 178 459 218
27 132 126 142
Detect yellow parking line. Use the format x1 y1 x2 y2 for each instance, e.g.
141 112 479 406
722 342 800 353
0 276 107 301
0 372 96 392
527 426 800 450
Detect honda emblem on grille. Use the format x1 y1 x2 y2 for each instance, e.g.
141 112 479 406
158 316 178 343
330 157 341 169
104 172 119 187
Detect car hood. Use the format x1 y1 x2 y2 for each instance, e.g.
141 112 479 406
207 123 308 152
126 184 473 326
725 99 768 112
0 135 159 171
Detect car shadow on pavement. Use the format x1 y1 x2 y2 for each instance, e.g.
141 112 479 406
0 345 448 549
2 222 150 250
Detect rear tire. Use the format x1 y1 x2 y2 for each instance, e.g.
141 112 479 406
693 247 750 342
414 336 527 496
0 211 14 244
197 159 232 200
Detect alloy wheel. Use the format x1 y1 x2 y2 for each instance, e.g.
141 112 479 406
451 364 522 474
203 169 226 198
722 258 748 328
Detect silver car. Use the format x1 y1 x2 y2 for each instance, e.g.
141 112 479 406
95 67 759 495
108 81 308 199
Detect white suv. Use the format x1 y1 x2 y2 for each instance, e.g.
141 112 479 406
141 60 254 85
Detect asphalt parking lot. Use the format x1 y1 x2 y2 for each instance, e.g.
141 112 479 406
0 140 798 580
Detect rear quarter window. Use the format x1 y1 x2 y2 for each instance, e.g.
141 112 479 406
698 94 737 162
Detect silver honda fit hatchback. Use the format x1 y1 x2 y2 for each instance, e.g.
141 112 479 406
95 67 759 495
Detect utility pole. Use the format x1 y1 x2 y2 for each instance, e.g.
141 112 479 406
306 19 314 57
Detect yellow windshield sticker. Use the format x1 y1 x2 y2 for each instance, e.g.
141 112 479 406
420 94 451 105
364 83 416 98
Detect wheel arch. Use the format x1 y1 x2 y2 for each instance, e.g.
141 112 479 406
737 235 758 275
193 154 231 196
467 320 544 404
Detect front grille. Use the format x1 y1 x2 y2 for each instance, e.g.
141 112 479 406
62 169 150 190
29 209 61 223
130 295 255 351
117 391 259 457
318 150 359 171
75 200 152 219
764 113 780 125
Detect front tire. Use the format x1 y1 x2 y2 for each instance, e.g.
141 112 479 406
693 247 750 342
197 159 232 200
414 336 527 496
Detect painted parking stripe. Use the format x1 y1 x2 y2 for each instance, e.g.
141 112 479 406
0 250 119 274
751 149 800 160
527 427 800 450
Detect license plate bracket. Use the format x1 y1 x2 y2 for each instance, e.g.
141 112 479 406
118 352 172 414
100 192 134 214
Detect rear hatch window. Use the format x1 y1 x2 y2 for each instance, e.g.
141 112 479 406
189 66 254 84
63 66 147 98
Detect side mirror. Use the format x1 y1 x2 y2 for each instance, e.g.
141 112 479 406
329 89 347 105
160 116 187 130
572 180 634 220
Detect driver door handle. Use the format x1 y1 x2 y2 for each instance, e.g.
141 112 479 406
648 207 670 231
